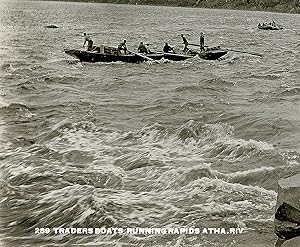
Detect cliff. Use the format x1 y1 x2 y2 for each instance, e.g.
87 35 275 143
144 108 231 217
42 0 300 14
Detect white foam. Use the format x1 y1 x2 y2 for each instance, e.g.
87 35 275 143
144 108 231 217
0 96 9 108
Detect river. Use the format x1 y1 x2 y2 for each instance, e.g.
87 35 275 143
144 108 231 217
0 1 300 246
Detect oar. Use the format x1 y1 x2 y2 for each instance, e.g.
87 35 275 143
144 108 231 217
188 43 208 48
226 49 263 57
127 49 155 62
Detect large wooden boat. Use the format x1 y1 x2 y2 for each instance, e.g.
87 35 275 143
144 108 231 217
65 49 153 63
64 44 227 63
64 45 193 63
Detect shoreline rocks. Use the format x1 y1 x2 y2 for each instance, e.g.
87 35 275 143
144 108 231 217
274 174 300 247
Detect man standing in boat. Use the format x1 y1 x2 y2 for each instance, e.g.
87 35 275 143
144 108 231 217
118 40 127 54
200 32 205 52
181 34 189 53
83 33 93 51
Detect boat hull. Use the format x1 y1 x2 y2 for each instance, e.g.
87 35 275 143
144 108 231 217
258 25 283 30
163 52 194 61
65 48 227 63
65 49 149 63
64 49 193 63
198 50 228 60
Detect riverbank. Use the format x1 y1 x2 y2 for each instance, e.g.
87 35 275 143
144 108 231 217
34 0 300 14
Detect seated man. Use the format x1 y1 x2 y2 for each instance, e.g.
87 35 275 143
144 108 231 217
138 42 148 53
146 44 152 54
163 43 173 53
83 33 93 51
118 40 127 54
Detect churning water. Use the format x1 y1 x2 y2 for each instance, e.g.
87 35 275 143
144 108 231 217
0 1 299 246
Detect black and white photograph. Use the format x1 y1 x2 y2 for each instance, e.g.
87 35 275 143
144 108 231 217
0 0 299 246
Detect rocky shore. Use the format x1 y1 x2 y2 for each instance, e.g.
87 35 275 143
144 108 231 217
37 0 300 14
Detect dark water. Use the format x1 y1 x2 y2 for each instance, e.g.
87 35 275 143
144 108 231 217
0 1 300 246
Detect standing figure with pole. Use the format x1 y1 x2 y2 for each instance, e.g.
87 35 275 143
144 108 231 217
181 34 189 53
200 32 205 52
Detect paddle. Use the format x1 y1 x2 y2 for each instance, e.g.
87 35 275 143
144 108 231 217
127 49 155 62
226 49 263 57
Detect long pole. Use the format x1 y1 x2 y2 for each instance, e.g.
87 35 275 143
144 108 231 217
226 49 263 57
189 44 263 57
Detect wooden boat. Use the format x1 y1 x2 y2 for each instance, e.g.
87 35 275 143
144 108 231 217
65 44 227 63
186 45 228 60
64 45 193 63
258 23 283 30
198 47 228 60
188 47 227 60
65 49 152 63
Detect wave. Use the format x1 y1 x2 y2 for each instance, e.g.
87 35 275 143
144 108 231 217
201 137 274 161
5 118 284 196
42 119 276 165
175 120 274 161
3 159 124 190
279 87 300 97
228 164 300 190
37 119 99 141
0 63 13 71
246 72 281 80
43 75 81 85
175 79 233 94
0 97 9 108
0 102 31 113
114 152 165 171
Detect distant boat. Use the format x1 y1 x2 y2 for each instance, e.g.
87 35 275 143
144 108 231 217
258 22 283 30
45 24 59 28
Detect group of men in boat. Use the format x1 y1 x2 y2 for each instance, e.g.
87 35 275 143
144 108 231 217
258 20 279 28
83 32 206 55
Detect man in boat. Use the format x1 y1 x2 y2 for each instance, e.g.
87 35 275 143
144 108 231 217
271 20 277 27
200 32 205 52
163 43 173 53
181 34 189 52
83 33 93 51
146 44 152 54
138 42 148 54
118 40 127 54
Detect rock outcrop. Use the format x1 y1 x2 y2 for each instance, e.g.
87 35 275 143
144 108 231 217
274 174 300 247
